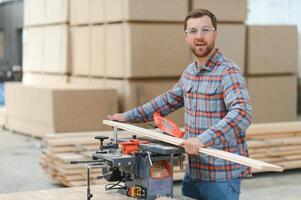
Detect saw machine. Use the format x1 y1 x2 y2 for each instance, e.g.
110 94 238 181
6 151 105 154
71 126 185 200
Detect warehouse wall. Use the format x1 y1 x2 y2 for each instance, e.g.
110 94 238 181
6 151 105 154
247 0 301 114
248 0 301 76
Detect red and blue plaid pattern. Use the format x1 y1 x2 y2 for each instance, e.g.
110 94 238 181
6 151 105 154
125 49 253 181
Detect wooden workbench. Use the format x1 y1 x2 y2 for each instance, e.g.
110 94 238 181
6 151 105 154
0 185 189 200
0 185 134 200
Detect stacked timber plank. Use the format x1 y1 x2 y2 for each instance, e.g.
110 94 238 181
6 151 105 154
247 121 301 172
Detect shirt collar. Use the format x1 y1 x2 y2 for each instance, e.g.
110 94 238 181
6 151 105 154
194 48 221 72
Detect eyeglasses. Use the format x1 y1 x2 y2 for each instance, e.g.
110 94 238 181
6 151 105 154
185 27 216 37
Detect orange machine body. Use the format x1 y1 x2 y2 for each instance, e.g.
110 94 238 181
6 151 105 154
119 139 149 154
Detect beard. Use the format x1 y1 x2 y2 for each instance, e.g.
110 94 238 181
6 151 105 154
190 41 215 58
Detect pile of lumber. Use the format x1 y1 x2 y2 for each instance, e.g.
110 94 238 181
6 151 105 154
40 130 186 186
247 121 301 172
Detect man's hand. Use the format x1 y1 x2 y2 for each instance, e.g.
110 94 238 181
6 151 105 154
179 137 204 155
107 113 126 122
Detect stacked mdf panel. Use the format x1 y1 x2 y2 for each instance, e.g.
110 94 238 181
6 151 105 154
23 0 70 81
23 25 70 75
70 26 104 77
16 0 128 136
5 82 118 137
69 0 189 126
24 0 69 26
192 0 247 73
70 23 191 77
246 25 298 123
70 0 188 25
247 76 297 123
22 72 70 86
70 0 190 78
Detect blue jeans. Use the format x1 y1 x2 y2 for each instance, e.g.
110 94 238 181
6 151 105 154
181 171 241 200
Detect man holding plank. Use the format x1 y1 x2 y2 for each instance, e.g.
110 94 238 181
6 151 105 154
108 9 252 200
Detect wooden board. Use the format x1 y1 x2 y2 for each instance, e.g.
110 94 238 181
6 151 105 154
103 120 284 172
246 121 301 136
0 185 184 200
0 185 131 200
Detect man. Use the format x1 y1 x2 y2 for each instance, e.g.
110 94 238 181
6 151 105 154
108 9 252 200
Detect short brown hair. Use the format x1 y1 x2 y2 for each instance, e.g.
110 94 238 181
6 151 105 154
184 9 217 31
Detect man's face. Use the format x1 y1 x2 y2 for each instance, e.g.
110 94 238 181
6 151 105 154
185 16 217 58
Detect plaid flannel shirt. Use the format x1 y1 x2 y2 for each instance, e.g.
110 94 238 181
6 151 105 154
124 49 253 181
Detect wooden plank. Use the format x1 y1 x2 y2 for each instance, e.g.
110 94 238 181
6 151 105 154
249 145 301 155
247 140 269 148
103 120 284 172
246 121 301 136
46 138 101 146
247 132 298 140
284 154 301 160
275 160 301 170
254 157 285 163
49 144 99 153
265 137 301 146
248 139 291 149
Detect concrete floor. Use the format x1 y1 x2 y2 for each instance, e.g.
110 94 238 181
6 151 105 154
1 129 301 199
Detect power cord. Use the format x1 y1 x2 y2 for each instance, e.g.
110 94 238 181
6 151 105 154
105 181 127 191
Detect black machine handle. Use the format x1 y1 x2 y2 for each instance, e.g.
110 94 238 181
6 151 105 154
95 136 109 142
95 136 109 151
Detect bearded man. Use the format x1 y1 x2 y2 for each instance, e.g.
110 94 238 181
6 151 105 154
108 9 253 200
